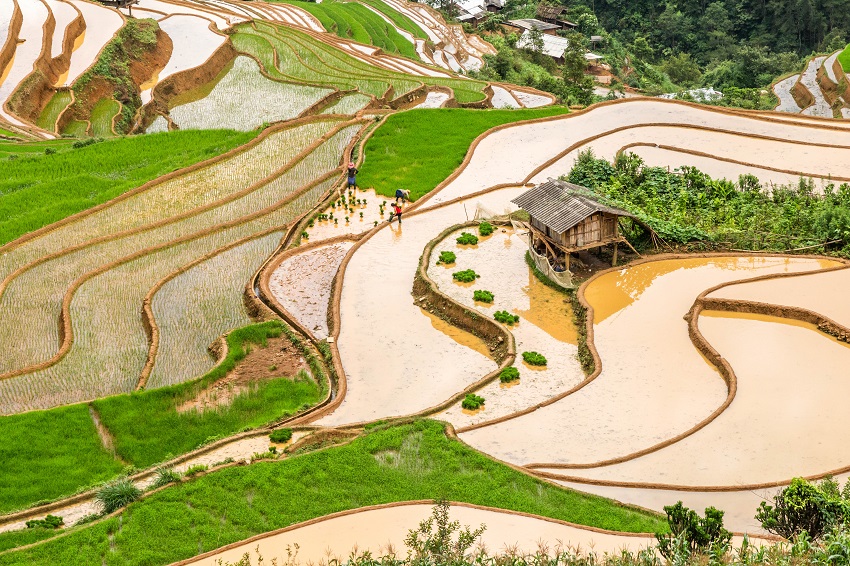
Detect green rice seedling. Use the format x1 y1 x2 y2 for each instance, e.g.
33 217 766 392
436 251 456 265
522 351 547 366
494 310 520 325
270 428 293 443
96 479 141 514
473 290 494 303
456 232 478 245
149 467 182 490
183 464 208 477
25 515 63 530
461 393 485 410
36 91 72 133
251 451 277 462
89 99 121 138
452 269 479 282
478 221 495 236
499 366 520 383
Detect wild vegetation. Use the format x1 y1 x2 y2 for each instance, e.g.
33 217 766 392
566 150 850 255
0 130 256 245
0 421 665 565
358 108 569 201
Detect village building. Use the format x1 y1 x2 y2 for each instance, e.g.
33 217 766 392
534 4 577 30
455 0 502 24
514 31 603 65
505 18 562 36
511 179 638 286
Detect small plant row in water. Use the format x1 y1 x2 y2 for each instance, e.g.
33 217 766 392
499 366 519 383
453 269 480 282
522 351 547 366
457 232 479 246
461 393 485 410
494 310 519 325
436 251 456 265
26 514 64 530
473 290 494 303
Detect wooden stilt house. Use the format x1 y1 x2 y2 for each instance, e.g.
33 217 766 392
511 180 635 278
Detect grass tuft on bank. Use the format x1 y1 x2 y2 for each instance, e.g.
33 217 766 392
0 420 665 565
839 43 850 72
358 107 569 202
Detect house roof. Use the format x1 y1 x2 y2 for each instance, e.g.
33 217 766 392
516 30 569 57
536 4 565 18
507 18 561 31
511 180 634 234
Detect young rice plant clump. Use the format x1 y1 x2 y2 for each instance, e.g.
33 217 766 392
473 290 494 303
96 479 141 514
522 351 547 366
494 310 519 325
499 367 520 383
270 428 293 443
436 251 456 265
461 394 485 410
478 221 494 236
452 269 479 283
456 232 479 246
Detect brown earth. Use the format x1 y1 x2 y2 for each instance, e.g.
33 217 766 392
177 335 309 413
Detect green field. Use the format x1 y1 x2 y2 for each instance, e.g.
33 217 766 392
0 322 322 514
0 129 257 246
88 98 121 137
839 43 850 72
359 107 570 201
274 0 419 60
35 91 72 133
0 420 665 565
352 0 427 40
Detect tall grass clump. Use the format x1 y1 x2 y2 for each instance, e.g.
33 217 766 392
96 479 141 514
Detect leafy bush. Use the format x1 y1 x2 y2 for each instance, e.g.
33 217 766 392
756 477 850 540
183 464 208 477
96 479 141 514
473 290 494 303
494 310 519 325
499 367 519 383
478 222 494 236
461 394 485 410
522 351 547 366
655 501 731 561
149 467 181 490
269 428 293 443
456 232 479 246
452 269 480 283
436 251 456 265
25 515 63 529
405 500 486 563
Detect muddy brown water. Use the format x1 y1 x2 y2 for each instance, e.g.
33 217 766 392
559 310 850 487
459 256 830 466
178 503 657 566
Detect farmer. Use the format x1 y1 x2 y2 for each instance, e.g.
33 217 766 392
347 162 358 190
390 201 403 224
395 188 410 204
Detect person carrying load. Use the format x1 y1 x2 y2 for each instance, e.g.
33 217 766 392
395 188 410 204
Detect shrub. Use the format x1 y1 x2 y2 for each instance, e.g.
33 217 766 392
96 479 142 514
456 232 479 245
655 501 732 561
494 310 519 325
478 221 494 236
405 500 486 563
269 428 293 443
499 367 519 383
26 514 64 529
756 477 850 540
436 251 456 265
522 351 547 366
183 464 208 477
452 269 480 283
149 467 181 489
473 290 494 303
461 394 485 410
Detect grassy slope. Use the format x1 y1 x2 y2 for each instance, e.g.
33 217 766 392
356 0 427 39
0 129 257 246
839 43 850 72
359 108 569 201
0 421 666 565
0 323 321 514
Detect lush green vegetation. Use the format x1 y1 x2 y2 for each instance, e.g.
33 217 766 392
0 529 61 554
359 108 569 201
269 428 294 443
24 516 63 530
473 289 494 303
840 43 850 72
499 366 520 382
457 232 479 245
478 221 495 236
93 321 322 467
88 99 120 138
436 250 457 264
95 479 141 514
756 476 850 540
522 351 547 366
356 0 427 40
566 150 850 256
274 0 418 59
452 269 480 282
35 91 72 132
494 310 519 325
0 322 321 513
0 129 256 245
0 421 667 566
461 393 485 410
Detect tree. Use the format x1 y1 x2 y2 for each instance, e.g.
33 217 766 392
405 500 486 564
526 27 544 54
561 32 594 104
756 477 850 540
479 12 505 32
656 501 732 561
661 52 702 86
631 36 654 61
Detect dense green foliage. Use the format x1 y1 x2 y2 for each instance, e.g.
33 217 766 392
493 310 520 325
457 232 479 245
0 322 320 513
24 515 63 530
655 502 732 561
499 366 520 382
0 529 62 553
522 351 547 366
95 479 142 514
359 108 569 201
436 251 457 265
452 269 480 282
93 322 322 467
473 290 494 303
478 221 494 236
273 0 418 59
0 421 665 565
269 428 294 443
756 477 850 539
567 150 850 255
0 129 256 245
461 394 486 410
840 43 850 71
